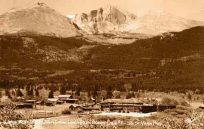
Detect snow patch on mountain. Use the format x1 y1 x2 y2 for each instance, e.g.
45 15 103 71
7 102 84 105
130 11 204 35
72 5 137 34
73 6 204 35
67 14 76 20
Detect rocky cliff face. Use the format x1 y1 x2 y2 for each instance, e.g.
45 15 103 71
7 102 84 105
73 5 137 34
0 2 80 37
73 6 204 35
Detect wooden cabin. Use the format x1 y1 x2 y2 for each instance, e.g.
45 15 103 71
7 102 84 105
25 100 36 104
58 95 73 101
16 103 33 109
65 99 78 103
157 104 176 111
45 98 58 106
100 99 160 113
101 99 145 112
140 104 157 113
25 100 36 108
36 100 45 105
58 95 78 103
69 104 100 112
56 100 64 104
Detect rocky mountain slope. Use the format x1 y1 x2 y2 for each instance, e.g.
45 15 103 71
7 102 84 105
0 3 203 91
84 26 204 90
73 6 204 35
73 5 137 34
0 2 80 37
0 26 203 70
0 35 95 67
0 26 203 91
88 26 204 69
131 12 204 35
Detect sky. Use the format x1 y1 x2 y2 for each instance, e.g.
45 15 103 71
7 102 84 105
0 0 204 21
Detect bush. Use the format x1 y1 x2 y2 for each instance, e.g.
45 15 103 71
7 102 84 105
162 110 204 129
0 103 33 129
62 108 71 115
180 100 190 107
160 97 179 105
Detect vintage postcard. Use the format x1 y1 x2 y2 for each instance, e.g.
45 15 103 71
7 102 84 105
0 0 204 129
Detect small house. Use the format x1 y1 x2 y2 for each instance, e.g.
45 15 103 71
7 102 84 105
45 98 58 106
58 95 73 100
36 100 45 105
16 103 33 109
140 104 157 113
100 99 144 112
56 100 64 105
58 95 78 103
199 104 204 109
25 100 36 104
25 100 36 108
157 104 176 111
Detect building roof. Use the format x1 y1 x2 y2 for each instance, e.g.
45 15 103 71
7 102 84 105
101 99 142 104
158 104 177 106
69 104 80 108
200 104 204 107
25 100 36 102
66 99 78 100
16 103 33 106
58 95 72 98
47 98 58 102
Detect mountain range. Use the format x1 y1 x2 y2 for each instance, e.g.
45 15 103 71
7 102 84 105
0 3 203 38
72 5 137 34
72 5 204 35
0 2 204 90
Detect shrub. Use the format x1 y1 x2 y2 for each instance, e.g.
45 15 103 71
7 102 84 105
62 108 71 115
162 110 204 129
160 97 179 105
0 103 33 129
180 100 190 107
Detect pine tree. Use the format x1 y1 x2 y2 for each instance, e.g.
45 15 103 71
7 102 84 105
92 86 98 99
60 86 66 94
16 88 23 97
5 89 12 99
35 88 39 97
107 86 113 99
75 87 81 96
48 90 54 98
30 85 34 96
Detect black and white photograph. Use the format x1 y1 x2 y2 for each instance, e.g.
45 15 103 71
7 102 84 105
0 0 204 129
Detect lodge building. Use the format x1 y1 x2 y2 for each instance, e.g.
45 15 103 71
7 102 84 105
100 99 176 113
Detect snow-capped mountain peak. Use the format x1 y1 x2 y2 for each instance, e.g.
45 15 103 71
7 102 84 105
73 5 137 34
73 6 204 35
